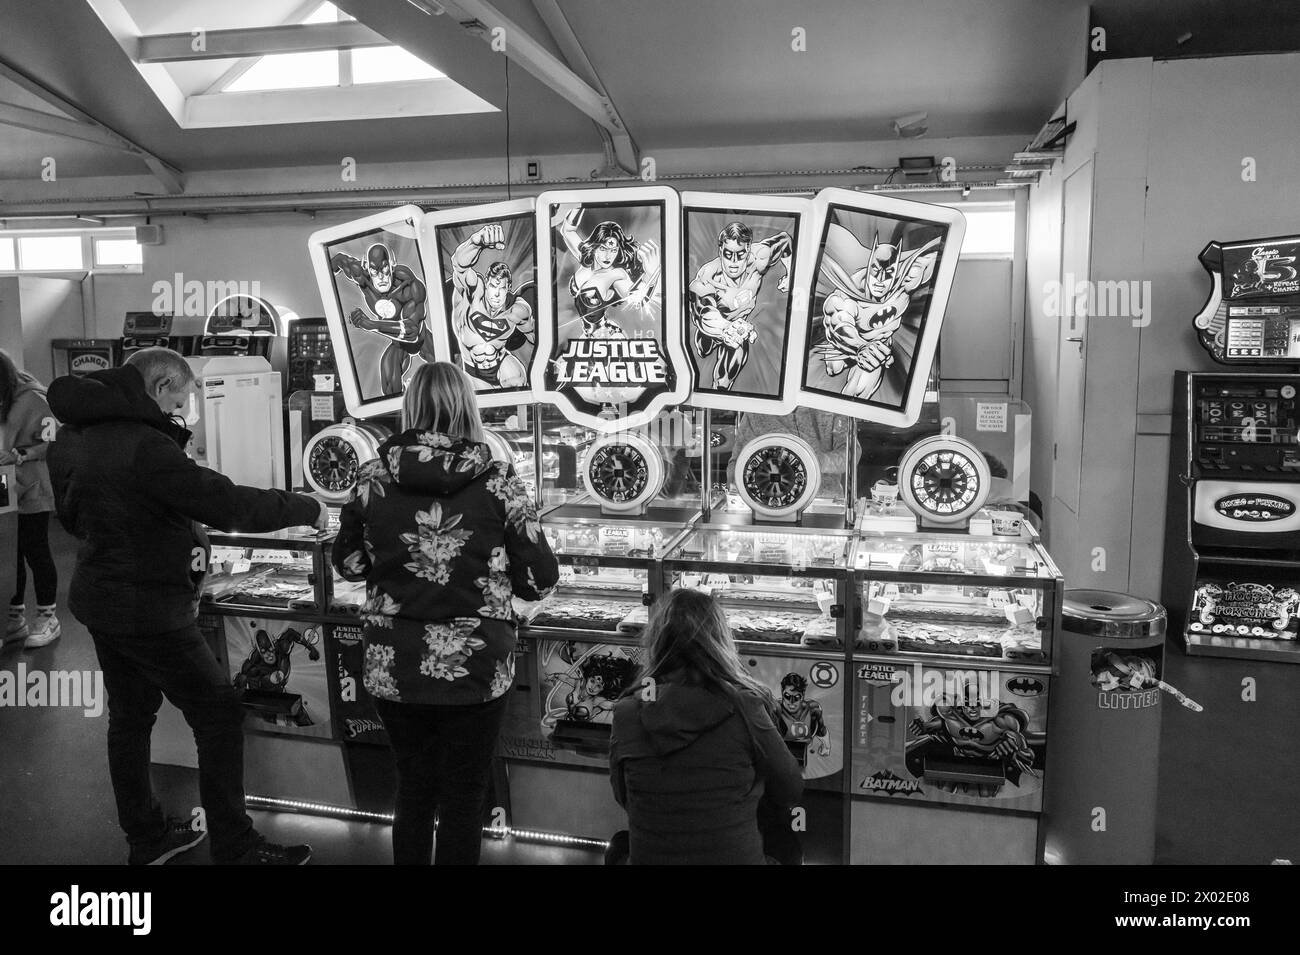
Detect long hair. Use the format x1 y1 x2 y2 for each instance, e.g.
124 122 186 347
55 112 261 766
401 361 486 442
0 349 17 424
632 588 773 707
578 220 644 282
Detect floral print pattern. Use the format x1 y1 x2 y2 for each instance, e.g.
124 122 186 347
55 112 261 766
489 655 514 699
360 589 401 629
331 429 559 705
399 502 473 585
419 619 486 682
364 642 399 700
476 546 514 619
488 462 543 543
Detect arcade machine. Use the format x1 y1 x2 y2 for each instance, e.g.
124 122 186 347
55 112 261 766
1162 235 1300 663
119 311 175 359
187 296 291 489
848 432 1062 864
50 338 117 377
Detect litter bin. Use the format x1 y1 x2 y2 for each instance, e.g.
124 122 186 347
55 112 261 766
1044 589 1166 865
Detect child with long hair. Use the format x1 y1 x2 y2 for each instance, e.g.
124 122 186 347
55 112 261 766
609 588 803 865
0 349 60 648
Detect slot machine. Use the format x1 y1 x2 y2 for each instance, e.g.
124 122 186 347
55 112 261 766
286 317 339 393
1163 235 1300 663
120 311 173 360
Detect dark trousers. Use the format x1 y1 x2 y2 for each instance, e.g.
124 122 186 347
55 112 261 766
374 695 507 865
11 511 58 607
90 623 258 862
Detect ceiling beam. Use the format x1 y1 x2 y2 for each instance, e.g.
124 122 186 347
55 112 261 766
435 0 626 136
0 102 129 150
0 56 183 194
530 0 638 175
202 0 329 95
136 22 391 64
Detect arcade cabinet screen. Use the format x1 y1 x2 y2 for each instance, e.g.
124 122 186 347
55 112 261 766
320 226 432 407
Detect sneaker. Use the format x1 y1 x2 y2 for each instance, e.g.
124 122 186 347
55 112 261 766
227 838 312 866
23 607 60 649
3 605 27 645
128 818 208 866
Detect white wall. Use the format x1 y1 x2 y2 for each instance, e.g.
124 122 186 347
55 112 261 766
18 276 84 384
88 212 363 338
1026 52 1300 599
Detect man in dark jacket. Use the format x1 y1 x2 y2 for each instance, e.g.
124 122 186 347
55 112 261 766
46 347 326 866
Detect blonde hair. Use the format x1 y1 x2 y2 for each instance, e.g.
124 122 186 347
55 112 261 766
633 588 774 707
401 361 485 442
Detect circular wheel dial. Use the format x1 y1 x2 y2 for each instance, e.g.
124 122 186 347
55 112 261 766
912 451 978 513
743 446 808 510
302 422 388 503
589 444 650 503
732 433 821 520
308 436 360 494
582 433 665 513
897 435 990 526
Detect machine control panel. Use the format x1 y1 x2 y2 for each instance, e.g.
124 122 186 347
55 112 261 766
1193 378 1300 475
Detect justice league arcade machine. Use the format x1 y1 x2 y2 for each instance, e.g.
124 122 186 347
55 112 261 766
1162 235 1300 663
283 185 1069 863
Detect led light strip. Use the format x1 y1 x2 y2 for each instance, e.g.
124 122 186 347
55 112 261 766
245 795 610 850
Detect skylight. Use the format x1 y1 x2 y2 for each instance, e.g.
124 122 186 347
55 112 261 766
303 2 352 24
87 0 498 129
353 46 444 84
221 3 444 93
225 50 340 92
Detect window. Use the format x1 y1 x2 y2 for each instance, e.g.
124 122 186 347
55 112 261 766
352 46 443 84
225 50 341 92
94 237 144 267
0 230 142 274
941 203 1015 257
18 235 83 271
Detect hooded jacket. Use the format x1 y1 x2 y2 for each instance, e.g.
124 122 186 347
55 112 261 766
46 365 321 635
610 681 804 865
1 371 56 514
331 429 560 706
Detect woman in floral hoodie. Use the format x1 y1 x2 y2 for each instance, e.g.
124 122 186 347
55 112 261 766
332 362 559 865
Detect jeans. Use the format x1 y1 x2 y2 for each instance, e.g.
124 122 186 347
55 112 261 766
11 511 58 607
90 623 259 862
374 695 507 865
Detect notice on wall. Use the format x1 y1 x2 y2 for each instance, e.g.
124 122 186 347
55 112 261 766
976 402 1008 432
311 395 336 422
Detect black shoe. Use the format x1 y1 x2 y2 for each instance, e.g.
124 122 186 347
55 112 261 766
228 838 312 866
128 818 208 866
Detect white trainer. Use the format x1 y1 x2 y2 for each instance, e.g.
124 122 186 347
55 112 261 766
24 606 60 649
4 605 27 645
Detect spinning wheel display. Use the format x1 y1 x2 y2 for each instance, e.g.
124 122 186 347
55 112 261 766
302 421 389 503
897 434 990 526
733 432 821 521
582 433 665 514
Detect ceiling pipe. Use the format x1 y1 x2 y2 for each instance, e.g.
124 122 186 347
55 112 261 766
0 165 1014 219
